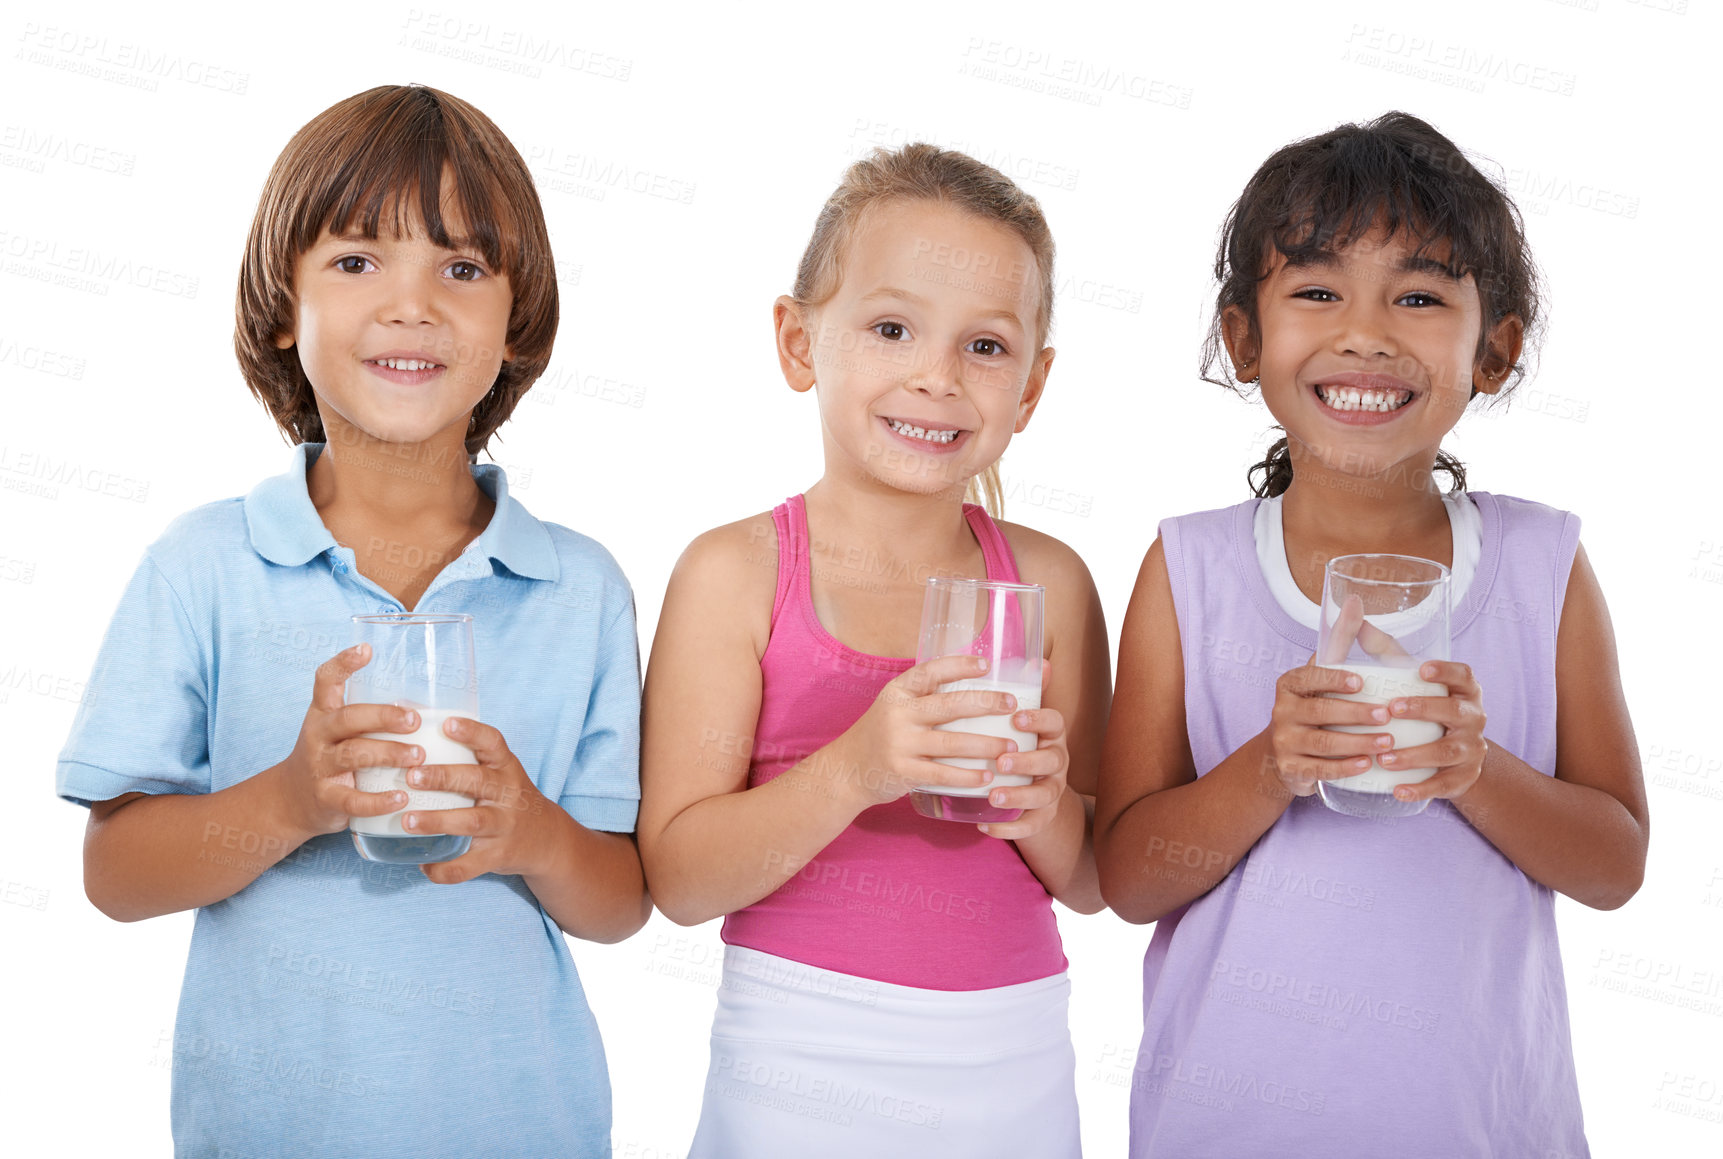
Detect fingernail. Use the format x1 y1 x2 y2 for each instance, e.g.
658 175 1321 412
404 710 419 728
409 746 424 764
1371 707 1388 722
1420 664 1436 679
998 756 1013 773
981 769 994 784
1380 752 1397 765
990 792 1005 806
1015 712 1030 727
1390 700 1407 715
1355 758 1372 770
1375 735 1394 750
1346 675 1362 691
974 656 988 672
403 813 418 830
391 792 408 805
408 768 425 786
1003 695 1017 710
445 717 463 735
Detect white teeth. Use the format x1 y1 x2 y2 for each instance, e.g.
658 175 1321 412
1316 385 1412 413
375 358 438 371
886 418 959 444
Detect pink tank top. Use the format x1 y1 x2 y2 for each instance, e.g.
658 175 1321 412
719 494 1068 991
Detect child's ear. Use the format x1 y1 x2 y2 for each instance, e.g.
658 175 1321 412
1221 304 1258 381
273 330 295 350
774 296 817 393
1474 313 1525 396
1014 346 1055 433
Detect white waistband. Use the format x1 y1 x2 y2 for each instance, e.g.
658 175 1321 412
714 945 1072 1058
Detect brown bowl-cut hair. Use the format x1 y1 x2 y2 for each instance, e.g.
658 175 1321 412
235 84 557 456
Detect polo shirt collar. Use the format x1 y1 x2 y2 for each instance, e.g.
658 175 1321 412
243 443 559 582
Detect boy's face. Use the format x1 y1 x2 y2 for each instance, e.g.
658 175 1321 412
275 175 513 452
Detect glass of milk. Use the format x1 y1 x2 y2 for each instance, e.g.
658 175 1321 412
1316 555 1451 818
345 613 480 863
908 578 1044 824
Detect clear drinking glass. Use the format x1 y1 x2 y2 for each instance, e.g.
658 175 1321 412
346 613 479 863
909 577 1044 825
1316 554 1451 818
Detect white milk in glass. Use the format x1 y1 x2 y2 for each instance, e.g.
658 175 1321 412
350 706 479 837
924 678 1041 797
1323 663 1447 794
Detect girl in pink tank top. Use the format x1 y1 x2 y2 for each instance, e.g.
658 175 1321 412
639 145 1111 1158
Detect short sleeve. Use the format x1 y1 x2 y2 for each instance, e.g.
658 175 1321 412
56 552 211 806
557 592 642 832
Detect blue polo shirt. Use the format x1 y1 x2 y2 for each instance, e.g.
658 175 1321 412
58 443 641 1158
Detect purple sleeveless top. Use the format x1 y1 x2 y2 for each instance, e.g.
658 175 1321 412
1130 493 1588 1158
719 494 1067 990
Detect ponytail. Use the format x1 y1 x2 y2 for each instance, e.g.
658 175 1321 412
1248 436 1468 498
966 463 1004 518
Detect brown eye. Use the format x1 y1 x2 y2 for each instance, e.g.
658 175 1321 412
336 255 371 274
970 338 1003 356
447 260 484 282
874 322 907 341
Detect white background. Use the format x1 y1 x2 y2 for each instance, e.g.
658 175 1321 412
3 0 1720 1155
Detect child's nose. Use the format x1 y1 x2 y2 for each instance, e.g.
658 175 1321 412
378 269 442 327
1334 299 1399 359
908 350 962 397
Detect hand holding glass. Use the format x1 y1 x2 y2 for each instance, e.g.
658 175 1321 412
909 578 1044 825
346 613 480 863
1316 554 1451 818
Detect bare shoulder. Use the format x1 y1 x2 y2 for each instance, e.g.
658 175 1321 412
663 509 781 654
672 509 779 586
993 518 1098 597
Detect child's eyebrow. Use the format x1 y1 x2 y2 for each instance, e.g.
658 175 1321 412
322 229 485 254
858 286 1028 329
1397 254 1464 281
859 286 931 307
1281 251 1463 282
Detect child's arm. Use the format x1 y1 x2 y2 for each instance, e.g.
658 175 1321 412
1095 539 1392 923
981 532 1111 914
402 587 650 944
1380 545 1648 909
396 717 650 943
83 646 422 921
637 523 1013 927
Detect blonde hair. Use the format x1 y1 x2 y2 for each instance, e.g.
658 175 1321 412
790 143 1055 518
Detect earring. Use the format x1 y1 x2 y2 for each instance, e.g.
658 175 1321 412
1239 362 1259 384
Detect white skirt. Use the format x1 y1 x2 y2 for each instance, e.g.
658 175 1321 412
689 946 1080 1159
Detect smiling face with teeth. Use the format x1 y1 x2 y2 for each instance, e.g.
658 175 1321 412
1226 224 1522 492
775 198 1052 500
275 174 514 457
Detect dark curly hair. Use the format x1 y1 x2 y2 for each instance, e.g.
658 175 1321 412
1200 112 1542 497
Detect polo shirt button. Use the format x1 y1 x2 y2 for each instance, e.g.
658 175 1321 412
379 605 397 614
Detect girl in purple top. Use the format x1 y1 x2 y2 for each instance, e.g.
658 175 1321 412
1096 112 1647 1157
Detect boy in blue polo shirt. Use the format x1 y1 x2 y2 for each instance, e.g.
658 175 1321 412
57 85 648 1157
